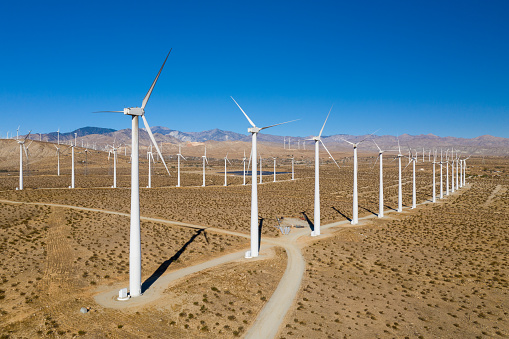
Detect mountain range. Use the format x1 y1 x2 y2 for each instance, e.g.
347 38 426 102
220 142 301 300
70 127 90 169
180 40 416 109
17 126 509 155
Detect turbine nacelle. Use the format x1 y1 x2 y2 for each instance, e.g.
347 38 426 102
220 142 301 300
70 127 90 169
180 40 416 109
248 127 261 133
124 107 144 116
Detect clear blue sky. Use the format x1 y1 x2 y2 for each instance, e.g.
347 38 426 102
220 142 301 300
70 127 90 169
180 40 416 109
1 0 508 138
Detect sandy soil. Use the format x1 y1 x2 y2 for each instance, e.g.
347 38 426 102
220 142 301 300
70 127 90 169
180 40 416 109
0 142 507 338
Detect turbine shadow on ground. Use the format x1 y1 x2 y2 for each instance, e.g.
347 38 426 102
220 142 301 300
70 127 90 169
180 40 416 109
300 211 314 232
141 229 206 293
258 217 264 251
359 204 377 217
331 206 352 222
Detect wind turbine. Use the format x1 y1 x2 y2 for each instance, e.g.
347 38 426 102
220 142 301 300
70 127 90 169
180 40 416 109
223 153 231 186
291 155 295 180
54 144 61 176
146 146 155 188
70 140 76 189
176 145 186 187
272 157 277 182
231 97 297 258
403 148 418 209
451 149 455 193
394 137 404 212
308 106 339 235
439 149 444 199
445 149 450 196
16 131 31 190
94 51 172 298
107 141 119 188
341 130 378 224
455 151 459 190
372 140 392 218
202 145 208 187
259 154 263 184
432 149 437 203
242 150 247 185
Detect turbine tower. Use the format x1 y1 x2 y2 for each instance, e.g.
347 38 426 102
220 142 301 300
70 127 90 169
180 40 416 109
445 149 450 196
147 146 155 188
451 149 455 193
223 153 231 186
231 97 296 258
95 51 172 298
308 107 339 235
259 154 263 184
71 141 75 189
403 148 418 209
272 157 277 182
291 155 295 180
242 150 247 185
395 138 404 212
176 145 186 187
202 146 208 187
17 131 31 190
439 149 444 199
341 131 377 224
54 144 61 176
107 141 119 188
373 140 393 218
432 149 437 203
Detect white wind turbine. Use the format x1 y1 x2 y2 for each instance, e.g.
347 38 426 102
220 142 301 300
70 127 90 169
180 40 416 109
445 149 450 196
16 131 31 190
259 154 263 184
223 153 232 186
54 144 61 176
403 148 418 209
272 157 277 182
439 149 444 199
107 142 119 188
242 150 247 185
202 145 208 187
341 130 378 224
455 151 459 190
451 149 455 193
231 97 297 258
431 149 437 202
308 107 340 235
94 51 172 298
291 155 295 180
146 146 155 188
176 145 186 187
372 140 393 218
70 140 76 189
394 137 404 212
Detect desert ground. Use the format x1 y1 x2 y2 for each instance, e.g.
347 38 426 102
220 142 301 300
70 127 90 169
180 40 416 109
0 139 507 338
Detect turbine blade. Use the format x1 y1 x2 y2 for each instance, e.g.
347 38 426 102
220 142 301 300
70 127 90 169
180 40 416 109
340 137 355 146
141 115 171 177
23 130 32 143
93 111 124 113
260 119 299 130
141 49 172 110
372 140 382 152
320 140 340 169
403 161 412 172
318 105 333 137
231 97 256 128
358 129 380 144
372 154 381 168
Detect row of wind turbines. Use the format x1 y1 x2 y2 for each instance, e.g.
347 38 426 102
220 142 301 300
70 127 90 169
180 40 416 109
12 51 472 300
